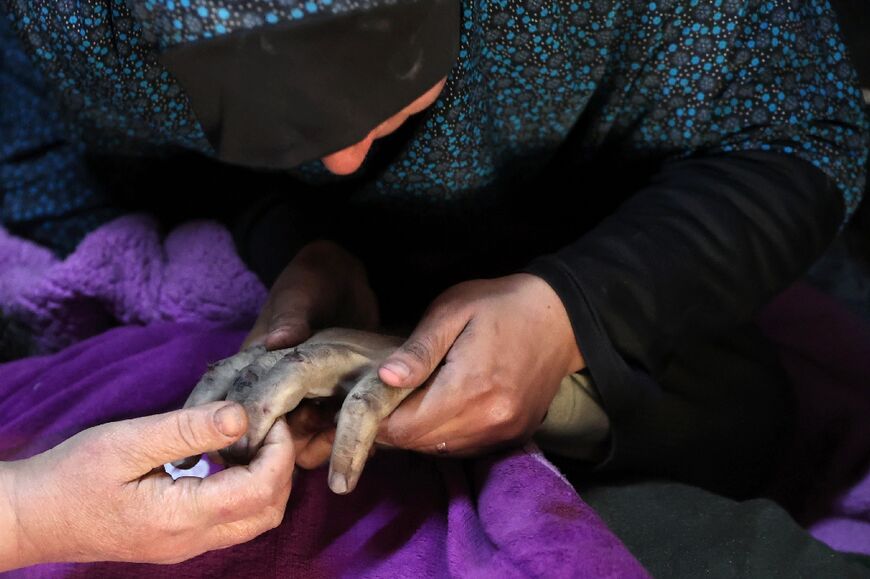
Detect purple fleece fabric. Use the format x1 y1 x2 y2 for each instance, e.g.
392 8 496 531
0 215 868 568
0 215 266 353
0 324 647 578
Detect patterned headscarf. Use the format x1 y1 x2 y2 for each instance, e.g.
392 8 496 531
2 0 867 238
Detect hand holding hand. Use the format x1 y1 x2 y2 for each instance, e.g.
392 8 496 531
376 273 585 455
0 402 294 570
179 329 411 494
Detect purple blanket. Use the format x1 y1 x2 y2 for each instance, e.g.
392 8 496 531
0 214 868 574
0 218 647 577
0 215 265 353
0 323 646 578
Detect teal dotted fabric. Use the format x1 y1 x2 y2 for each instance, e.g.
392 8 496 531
1 0 867 253
0 15 118 254
368 0 868 217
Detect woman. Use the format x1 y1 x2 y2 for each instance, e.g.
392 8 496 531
0 0 867 573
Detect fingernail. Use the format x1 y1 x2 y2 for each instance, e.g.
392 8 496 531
329 472 348 494
268 328 287 339
381 361 410 381
214 404 246 437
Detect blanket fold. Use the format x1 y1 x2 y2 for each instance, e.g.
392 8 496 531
0 323 647 578
0 214 868 575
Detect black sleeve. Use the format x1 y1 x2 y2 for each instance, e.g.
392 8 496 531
525 150 843 469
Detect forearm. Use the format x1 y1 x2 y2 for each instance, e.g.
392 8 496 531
525 151 844 461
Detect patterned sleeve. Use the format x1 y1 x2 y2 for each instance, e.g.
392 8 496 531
0 13 118 256
526 0 868 477
595 0 868 219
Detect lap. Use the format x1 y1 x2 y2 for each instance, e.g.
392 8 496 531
578 477 870 578
602 323 794 498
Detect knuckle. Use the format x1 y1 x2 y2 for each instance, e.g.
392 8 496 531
486 392 523 433
267 505 286 529
401 337 437 369
248 481 275 506
173 412 206 451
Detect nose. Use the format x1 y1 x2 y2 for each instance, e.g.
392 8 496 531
321 135 375 175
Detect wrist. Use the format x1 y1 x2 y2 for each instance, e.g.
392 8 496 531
0 461 40 571
514 273 586 374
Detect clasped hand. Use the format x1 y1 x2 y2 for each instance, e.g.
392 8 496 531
180 241 585 494
0 402 294 570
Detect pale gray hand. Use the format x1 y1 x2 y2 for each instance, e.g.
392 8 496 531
179 329 410 493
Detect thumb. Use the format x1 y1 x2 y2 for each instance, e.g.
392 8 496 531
264 304 313 350
114 402 248 479
379 306 470 388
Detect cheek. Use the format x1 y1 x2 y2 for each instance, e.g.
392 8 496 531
371 112 410 140
321 138 374 175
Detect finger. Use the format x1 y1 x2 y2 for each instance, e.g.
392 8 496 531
242 309 272 348
378 303 470 389
172 347 282 469
377 323 531 453
287 401 340 438
222 343 368 464
328 371 415 494
263 277 333 349
205 506 287 556
184 347 267 409
379 367 532 456
287 402 338 469
198 418 295 523
113 402 248 480
375 377 507 457
264 303 314 350
296 430 335 470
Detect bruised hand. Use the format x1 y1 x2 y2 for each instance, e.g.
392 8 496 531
179 329 411 495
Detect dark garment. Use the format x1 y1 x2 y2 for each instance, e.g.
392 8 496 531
1 0 867 477
544 319 792 499
831 0 870 87
548 311 867 575
576 478 870 578
525 151 842 472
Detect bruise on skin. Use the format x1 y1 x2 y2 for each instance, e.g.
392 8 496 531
329 372 415 494
184 329 408 490
221 336 396 465
226 350 286 403
184 346 266 408
173 346 281 468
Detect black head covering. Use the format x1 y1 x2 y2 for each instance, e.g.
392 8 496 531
156 0 461 168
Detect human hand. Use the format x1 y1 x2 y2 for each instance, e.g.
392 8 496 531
375 273 585 456
0 402 294 570
243 240 378 350
178 329 411 494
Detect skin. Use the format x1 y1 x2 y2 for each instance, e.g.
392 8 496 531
180 329 411 494
0 402 295 571
0 71 565 570
375 274 585 455
183 242 584 491
320 78 447 175
178 79 587 489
